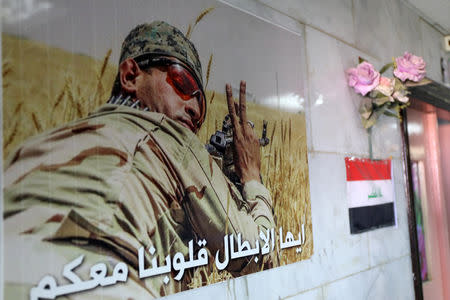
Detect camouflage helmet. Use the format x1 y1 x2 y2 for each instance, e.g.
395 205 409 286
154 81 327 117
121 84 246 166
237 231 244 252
119 21 203 88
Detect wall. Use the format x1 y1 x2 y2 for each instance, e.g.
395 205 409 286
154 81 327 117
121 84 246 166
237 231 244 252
164 0 445 299
0 0 445 299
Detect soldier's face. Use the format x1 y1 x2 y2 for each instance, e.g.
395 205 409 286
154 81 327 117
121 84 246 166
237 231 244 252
136 65 202 133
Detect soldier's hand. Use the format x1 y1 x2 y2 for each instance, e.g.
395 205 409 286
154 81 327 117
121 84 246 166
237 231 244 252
226 81 261 184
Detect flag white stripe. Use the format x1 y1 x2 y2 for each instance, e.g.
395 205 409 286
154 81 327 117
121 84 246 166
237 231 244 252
347 179 394 208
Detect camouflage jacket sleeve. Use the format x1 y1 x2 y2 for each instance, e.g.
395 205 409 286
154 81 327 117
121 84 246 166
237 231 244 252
169 120 276 271
242 179 274 231
3 106 170 298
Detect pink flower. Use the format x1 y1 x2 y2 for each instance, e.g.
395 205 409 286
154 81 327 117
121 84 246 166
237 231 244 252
394 52 426 82
375 76 394 97
347 62 380 96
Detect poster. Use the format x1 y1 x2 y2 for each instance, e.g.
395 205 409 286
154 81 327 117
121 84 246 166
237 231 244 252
345 157 396 234
2 0 312 298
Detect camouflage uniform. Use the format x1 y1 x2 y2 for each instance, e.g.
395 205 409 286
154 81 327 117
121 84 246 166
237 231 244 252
3 22 275 299
4 104 275 299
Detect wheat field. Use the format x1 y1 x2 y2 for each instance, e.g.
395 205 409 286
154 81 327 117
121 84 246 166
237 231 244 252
2 33 312 287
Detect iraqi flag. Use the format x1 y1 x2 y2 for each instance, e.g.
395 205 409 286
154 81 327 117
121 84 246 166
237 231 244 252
345 157 396 234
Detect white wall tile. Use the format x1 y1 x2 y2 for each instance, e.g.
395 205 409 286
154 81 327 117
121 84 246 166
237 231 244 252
420 20 444 83
244 265 307 300
391 1 423 58
354 0 423 62
322 256 414 300
224 276 251 300
371 116 403 159
285 286 323 300
307 153 370 278
162 277 250 300
220 0 304 36
353 0 397 61
365 257 415 300
244 261 325 300
256 0 355 45
162 281 226 300
305 26 380 155
367 158 411 266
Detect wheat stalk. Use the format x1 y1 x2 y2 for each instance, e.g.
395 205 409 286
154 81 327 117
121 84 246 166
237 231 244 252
62 76 75 122
186 7 215 39
195 7 214 26
2 59 12 77
76 101 84 118
225 193 230 235
187 265 232 289
13 102 23 115
205 54 213 89
31 113 43 133
289 118 292 153
265 122 277 179
186 24 193 39
99 49 112 79
2 59 13 88
209 91 215 105
90 49 112 111
51 82 68 117
4 121 18 150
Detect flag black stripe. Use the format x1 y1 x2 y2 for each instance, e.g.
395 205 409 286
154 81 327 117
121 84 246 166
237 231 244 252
349 202 395 234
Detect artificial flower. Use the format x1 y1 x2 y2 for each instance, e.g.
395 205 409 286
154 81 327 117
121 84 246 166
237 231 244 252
394 52 426 82
393 90 409 103
374 76 395 98
347 62 380 96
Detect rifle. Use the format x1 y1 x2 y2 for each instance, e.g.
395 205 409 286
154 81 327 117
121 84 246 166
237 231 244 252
205 114 269 189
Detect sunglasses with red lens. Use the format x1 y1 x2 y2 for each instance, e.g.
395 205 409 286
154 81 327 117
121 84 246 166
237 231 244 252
137 56 206 128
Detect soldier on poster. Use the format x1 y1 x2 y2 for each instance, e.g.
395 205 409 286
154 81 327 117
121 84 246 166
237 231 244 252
3 20 276 298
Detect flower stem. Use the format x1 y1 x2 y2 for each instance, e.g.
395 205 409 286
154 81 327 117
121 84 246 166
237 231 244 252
368 127 373 160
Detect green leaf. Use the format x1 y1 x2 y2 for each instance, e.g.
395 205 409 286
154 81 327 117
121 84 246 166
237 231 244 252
358 57 367 64
377 103 389 115
362 104 387 129
379 62 394 75
404 78 432 87
373 97 391 106
359 102 373 120
383 102 401 119
370 90 387 98
362 113 377 129
394 77 406 91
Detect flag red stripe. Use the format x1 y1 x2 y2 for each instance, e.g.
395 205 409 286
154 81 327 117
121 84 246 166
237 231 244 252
345 157 391 181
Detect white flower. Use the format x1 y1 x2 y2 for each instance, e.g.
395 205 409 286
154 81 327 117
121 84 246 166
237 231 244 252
393 90 409 103
375 76 394 97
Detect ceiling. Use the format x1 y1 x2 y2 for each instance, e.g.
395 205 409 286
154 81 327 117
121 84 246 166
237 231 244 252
1 0 449 35
403 0 450 35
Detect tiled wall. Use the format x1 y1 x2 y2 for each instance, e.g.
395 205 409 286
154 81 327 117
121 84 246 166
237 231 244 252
165 0 445 299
